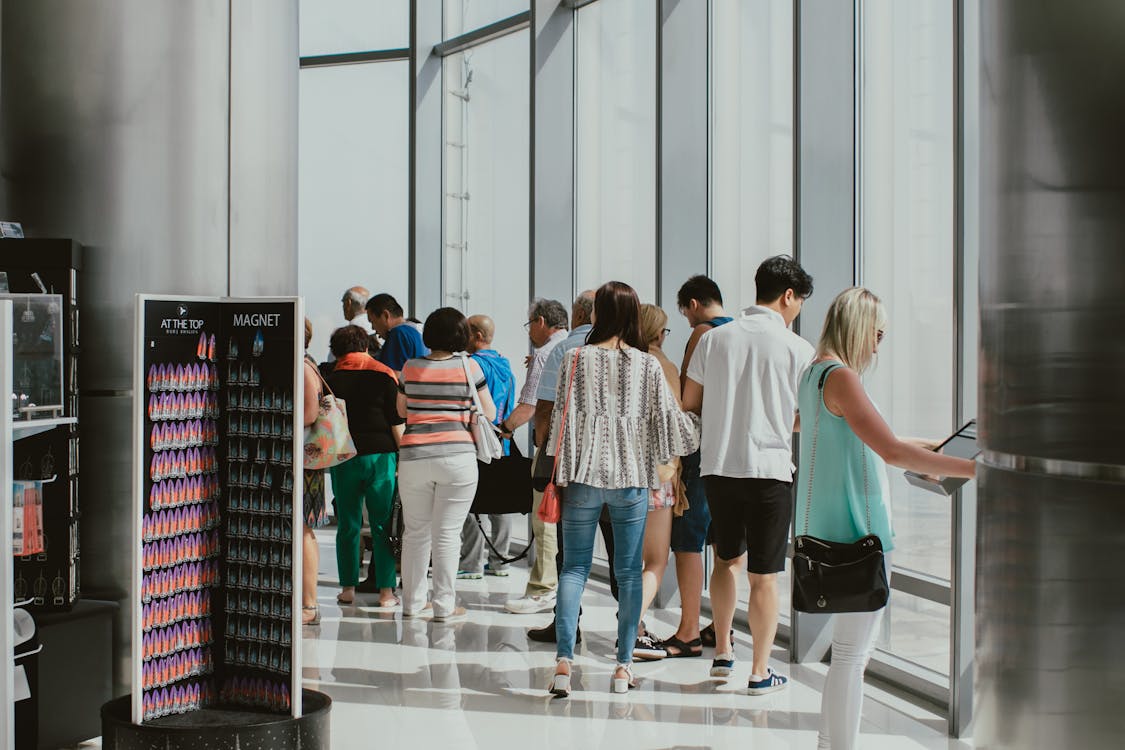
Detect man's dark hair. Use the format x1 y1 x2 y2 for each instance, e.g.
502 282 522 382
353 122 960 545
755 255 813 303
528 298 569 330
423 307 471 352
366 293 403 318
676 275 723 309
329 325 373 358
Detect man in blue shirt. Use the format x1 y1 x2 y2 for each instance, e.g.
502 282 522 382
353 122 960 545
366 293 428 371
457 315 518 577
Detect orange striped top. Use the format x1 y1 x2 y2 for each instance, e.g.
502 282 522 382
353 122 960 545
398 356 487 461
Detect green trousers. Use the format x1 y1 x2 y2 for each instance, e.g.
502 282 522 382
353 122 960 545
330 452 398 589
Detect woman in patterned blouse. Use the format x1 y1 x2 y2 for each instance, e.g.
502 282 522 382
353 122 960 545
547 282 700 698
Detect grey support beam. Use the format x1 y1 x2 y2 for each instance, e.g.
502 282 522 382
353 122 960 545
531 0 575 304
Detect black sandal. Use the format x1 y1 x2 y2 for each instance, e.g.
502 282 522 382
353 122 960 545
700 623 734 649
660 635 702 658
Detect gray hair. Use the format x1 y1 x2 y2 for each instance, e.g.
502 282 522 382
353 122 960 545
573 290 595 322
528 298 569 330
343 287 369 308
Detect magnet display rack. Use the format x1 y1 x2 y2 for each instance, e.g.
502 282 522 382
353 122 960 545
131 295 303 725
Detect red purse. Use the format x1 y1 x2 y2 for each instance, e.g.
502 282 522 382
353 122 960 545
537 349 581 524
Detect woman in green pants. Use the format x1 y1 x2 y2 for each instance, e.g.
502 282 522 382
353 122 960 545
326 325 404 607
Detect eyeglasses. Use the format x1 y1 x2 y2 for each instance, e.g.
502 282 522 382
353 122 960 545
662 328 671 336
876 329 885 344
524 318 539 330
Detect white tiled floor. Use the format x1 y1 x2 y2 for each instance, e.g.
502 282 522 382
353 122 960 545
304 529 975 750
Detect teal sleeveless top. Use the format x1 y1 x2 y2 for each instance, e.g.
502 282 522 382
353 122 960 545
795 360 894 552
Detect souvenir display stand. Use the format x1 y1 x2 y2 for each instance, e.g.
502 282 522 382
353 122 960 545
1 297 79 750
113 295 329 748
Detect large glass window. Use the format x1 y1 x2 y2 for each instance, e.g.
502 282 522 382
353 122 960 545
574 0 657 301
711 0 794 310
444 0 529 39
861 0 955 581
860 0 955 676
298 62 410 362
299 0 410 56
442 30 531 376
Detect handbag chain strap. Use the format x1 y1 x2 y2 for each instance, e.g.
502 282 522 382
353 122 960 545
305 357 330 399
548 348 583 484
460 354 485 415
802 361 871 536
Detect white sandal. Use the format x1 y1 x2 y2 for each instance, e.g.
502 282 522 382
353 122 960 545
549 658 572 698
611 663 636 694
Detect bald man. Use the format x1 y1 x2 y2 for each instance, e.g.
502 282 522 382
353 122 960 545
334 286 380 362
457 315 519 577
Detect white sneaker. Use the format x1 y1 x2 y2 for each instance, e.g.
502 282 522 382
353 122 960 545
504 593 556 614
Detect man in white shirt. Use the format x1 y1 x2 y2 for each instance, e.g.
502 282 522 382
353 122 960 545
682 255 815 695
332 286 381 362
503 298 569 614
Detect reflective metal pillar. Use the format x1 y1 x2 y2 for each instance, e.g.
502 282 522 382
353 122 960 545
976 1 1125 746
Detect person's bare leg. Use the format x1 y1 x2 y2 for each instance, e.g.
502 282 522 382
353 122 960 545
638 508 673 630
669 551 704 650
302 525 319 622
748 572 779 676
710 554 744 657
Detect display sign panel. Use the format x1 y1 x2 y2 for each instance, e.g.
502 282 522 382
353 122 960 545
132 295 303 725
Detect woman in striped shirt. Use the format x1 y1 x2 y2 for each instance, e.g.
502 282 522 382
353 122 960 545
396 308 496 621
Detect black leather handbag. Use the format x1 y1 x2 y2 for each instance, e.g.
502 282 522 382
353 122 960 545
471 441 533 515
388 487 404 562
792 364 890 614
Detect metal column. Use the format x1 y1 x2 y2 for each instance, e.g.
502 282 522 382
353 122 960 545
975 1 1125 746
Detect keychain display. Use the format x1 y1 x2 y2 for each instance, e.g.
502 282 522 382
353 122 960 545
135 297 301 724
140 327 223 720
221 323 295 713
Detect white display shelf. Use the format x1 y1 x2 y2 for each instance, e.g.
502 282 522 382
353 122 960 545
12 416 76 441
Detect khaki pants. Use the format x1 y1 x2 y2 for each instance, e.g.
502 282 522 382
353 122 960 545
524 449 558 596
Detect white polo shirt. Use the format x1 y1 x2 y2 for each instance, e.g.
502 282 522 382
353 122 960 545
686 305 815 481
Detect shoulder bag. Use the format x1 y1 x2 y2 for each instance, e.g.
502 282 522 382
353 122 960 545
537 348 582 525
460 355 504 464
302 362 357 470
792 363 890 614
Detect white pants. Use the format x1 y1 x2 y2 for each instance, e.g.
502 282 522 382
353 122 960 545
398 453 479 618
817 558 890 750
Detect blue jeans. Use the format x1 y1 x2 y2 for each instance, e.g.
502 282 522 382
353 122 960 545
555 483 648 665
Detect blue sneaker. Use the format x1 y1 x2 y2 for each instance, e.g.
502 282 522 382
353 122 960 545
709 654 735 677
746 668 788 695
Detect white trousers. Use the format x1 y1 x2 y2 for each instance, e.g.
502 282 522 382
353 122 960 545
398 453 479 618
817 557 890 750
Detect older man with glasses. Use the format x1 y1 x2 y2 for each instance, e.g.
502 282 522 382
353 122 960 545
502 298 569 615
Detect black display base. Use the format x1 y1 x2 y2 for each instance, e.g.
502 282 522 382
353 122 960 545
101 691 330 750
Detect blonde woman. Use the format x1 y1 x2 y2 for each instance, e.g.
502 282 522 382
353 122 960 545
630 304 682 660
799 287 974 749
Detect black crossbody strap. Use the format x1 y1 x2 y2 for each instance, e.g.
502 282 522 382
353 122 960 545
804 362 867 535
473 514 534 566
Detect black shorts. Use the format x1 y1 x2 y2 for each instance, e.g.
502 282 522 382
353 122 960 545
703 476 793 574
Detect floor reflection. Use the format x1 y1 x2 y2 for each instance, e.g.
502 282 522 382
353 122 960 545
303 529 973 749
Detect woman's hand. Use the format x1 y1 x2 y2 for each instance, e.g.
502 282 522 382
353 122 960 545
903 436 941 451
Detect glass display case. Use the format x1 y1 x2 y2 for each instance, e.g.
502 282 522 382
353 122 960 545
0 294 64 421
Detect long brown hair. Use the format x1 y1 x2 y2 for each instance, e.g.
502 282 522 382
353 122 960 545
587 281 647 352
